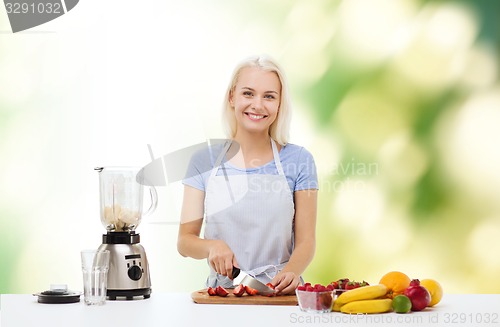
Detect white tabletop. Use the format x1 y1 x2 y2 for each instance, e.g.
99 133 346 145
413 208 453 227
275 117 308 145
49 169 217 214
1 293 499 327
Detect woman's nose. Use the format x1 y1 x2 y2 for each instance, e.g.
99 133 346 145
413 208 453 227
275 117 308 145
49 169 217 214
252 96 264 110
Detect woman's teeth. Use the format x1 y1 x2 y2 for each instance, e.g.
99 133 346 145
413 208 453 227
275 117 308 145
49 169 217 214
246 113 266 119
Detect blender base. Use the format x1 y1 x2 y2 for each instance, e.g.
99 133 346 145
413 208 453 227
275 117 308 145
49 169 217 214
107 288 152 301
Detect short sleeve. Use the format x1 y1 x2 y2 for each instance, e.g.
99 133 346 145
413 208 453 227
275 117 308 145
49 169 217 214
294 147 319 191
182 147 214 192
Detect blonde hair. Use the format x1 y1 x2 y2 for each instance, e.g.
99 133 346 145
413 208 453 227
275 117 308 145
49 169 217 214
222 55 292 146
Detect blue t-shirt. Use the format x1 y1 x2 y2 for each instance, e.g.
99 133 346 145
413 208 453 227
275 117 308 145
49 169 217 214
182 142 319 193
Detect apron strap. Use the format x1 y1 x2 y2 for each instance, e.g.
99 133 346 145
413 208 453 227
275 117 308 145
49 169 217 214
209 140 232 179
270 138 285 176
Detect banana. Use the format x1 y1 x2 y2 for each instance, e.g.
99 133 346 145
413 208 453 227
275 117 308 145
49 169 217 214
335 284 388 306
340 298 393 314
332 301 342 312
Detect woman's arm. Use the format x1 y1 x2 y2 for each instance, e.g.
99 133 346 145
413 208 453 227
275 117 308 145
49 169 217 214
177 185 207 258
272 189 317 294
177 185 238 278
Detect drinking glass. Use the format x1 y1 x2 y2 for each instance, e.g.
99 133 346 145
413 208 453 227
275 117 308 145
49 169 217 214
81 250 110 305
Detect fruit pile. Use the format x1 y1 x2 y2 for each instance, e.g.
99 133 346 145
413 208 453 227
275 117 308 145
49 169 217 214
296 283 335 312
299 271 443 315
379 271 443 314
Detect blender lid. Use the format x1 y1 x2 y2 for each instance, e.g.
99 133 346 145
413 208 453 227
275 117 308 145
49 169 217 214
33 285 81 304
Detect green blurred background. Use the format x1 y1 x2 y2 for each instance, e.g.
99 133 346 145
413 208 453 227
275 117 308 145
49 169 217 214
1 0 499 294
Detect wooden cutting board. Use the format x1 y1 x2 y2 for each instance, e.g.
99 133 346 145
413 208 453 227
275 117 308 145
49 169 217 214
191 289 298 306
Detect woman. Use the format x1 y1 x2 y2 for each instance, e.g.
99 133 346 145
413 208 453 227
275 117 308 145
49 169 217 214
177 55 318 295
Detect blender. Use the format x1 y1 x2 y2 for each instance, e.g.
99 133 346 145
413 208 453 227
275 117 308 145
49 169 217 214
95 167 157 300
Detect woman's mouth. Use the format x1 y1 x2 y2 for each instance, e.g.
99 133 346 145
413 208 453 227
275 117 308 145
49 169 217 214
244 112 268 121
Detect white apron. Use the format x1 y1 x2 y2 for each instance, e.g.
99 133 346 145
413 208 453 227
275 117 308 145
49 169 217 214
204 138 295 288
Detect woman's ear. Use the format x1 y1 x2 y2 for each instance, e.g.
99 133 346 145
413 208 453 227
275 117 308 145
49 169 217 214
229 89 234 107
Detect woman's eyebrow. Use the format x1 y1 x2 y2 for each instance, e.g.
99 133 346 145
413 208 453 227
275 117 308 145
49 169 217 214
265 90 279 94
241 86 279 94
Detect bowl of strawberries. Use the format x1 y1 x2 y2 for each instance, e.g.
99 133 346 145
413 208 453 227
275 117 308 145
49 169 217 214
296 279 371 313
295 283 335 313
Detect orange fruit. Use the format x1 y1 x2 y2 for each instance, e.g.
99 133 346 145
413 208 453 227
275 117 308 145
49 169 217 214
379 271 411 299
420 279 443 306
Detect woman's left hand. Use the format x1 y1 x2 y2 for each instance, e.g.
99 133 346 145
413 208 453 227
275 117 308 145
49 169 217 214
270 271 300 295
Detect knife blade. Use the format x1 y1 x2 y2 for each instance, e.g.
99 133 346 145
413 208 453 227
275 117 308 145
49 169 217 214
239 274 276 296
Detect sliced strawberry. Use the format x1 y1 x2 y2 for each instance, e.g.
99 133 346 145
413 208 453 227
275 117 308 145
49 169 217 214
233 284 245 297
244 285 259 295
207 287 217 296
215 286 229 297
297 285 306 291
264 283 277 297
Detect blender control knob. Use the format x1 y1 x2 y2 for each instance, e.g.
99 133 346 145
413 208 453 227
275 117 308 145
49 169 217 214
128 265 142 281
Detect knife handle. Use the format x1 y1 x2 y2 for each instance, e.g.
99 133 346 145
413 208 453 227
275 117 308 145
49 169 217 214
231 267 240 279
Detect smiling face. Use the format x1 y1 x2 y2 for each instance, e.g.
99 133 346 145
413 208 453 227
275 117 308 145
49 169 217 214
229 67 282 138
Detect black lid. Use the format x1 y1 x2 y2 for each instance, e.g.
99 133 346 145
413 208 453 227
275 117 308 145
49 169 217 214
34 290 81 304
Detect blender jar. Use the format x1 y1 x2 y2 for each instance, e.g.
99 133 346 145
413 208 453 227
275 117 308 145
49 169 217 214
95 167 157 232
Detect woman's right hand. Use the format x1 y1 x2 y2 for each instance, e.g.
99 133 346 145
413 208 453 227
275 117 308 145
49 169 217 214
208 240 238 279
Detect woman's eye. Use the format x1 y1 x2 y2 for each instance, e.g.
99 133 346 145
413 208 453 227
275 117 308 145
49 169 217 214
243 91 253 96
264 94 276 99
